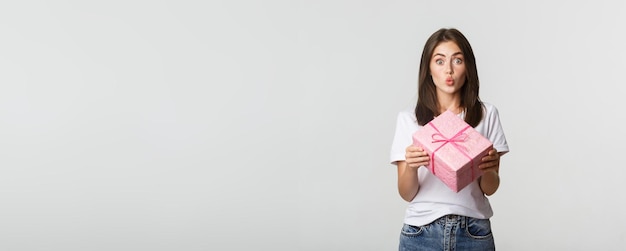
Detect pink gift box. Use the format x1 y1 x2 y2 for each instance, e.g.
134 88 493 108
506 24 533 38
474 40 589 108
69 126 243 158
412 110 493 192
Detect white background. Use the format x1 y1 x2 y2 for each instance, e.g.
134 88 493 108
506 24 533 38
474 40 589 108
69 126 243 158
1 1 625 250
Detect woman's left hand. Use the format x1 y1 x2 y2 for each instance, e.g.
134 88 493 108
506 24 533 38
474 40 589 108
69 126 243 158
479 149 500 174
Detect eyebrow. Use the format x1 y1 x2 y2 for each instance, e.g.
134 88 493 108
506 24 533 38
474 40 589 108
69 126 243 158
433 52 463 57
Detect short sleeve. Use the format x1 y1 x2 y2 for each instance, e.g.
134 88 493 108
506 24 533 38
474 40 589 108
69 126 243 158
390 111 418 164
484 105 509 155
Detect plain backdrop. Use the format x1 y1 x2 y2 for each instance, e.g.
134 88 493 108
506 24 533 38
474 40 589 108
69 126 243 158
1 1 625 251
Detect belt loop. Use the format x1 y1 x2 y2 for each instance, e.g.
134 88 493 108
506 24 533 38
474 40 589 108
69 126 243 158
461 216 467 229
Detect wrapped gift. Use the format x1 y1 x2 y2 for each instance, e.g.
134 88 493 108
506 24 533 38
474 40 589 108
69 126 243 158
412 110 492 192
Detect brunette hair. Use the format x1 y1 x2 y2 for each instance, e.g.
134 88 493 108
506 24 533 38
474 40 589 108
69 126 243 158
415 28 483 127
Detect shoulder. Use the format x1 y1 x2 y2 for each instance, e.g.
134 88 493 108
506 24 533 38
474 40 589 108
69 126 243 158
393 108 420 134
396 108 417 124
481 101 501 116
481 101 497 112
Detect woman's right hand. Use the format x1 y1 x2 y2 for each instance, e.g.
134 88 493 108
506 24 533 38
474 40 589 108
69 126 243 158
404 145 430 169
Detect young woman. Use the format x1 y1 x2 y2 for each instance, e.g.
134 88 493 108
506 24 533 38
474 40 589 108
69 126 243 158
389 28 510 251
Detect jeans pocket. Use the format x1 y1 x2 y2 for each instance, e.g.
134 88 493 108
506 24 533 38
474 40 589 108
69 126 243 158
400 223 424 237
465 217 493 239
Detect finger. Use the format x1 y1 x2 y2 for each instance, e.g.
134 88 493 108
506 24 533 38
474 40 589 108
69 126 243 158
408 161 429 168
406 145 423 152
479 167 498 175
481 154 495 162
405 150 419 158
407 150 430 158
478 162 492 170
479 160 499 170
407 153 430 162
483 150 500 160
407 156 430 164
480 166 498 173
407 150 425 157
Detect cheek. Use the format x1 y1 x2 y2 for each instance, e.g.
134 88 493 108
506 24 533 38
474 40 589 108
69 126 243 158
455 68 467 79
429 65 438 75
430 73 443 83
452 72 466 85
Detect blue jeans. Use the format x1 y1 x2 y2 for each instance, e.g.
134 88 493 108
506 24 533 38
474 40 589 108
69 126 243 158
399 215 495 251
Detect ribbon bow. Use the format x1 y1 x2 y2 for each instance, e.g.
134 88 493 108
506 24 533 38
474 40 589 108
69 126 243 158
428 123 476 180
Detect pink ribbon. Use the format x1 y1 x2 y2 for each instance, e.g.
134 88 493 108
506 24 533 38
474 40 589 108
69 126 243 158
428 123 476 180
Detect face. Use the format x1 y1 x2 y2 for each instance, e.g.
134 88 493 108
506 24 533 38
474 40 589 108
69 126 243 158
429 41 466 96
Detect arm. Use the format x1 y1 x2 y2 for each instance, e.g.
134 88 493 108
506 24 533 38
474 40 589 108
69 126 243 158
396 145 430 202
396 161 419 202
478 149 502 196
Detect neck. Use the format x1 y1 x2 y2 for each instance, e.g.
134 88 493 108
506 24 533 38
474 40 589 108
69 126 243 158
437 96 462 114
439 106 463 114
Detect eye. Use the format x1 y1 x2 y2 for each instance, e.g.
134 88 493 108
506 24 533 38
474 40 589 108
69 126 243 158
435 59 444 65
454 58 463 64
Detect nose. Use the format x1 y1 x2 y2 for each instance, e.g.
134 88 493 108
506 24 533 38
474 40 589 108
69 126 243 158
446 63 454 75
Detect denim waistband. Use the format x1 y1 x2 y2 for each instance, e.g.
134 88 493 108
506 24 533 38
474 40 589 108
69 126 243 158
435 214 467 228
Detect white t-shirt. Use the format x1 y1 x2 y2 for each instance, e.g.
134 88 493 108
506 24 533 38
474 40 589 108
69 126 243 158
389 102 509 227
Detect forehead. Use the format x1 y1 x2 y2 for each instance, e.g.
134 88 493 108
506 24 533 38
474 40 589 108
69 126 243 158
432 41 462 56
